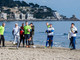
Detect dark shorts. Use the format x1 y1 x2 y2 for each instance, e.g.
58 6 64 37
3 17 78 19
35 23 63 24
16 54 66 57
25 34 30 40
47 36 53 40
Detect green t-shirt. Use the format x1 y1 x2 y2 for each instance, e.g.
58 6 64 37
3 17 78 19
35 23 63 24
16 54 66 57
24 25 31 34
47 25 50 28
0 26 4 35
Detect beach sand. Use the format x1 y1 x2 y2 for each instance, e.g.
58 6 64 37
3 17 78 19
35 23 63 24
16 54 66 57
0 41 80 60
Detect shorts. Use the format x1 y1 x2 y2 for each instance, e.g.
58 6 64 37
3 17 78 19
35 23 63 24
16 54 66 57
25 34 30 40
47 36 53 40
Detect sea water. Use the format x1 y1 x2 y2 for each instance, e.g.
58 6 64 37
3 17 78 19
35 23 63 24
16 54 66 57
0 21 80 49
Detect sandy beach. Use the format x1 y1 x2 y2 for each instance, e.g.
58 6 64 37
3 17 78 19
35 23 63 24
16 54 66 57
0 41 79 60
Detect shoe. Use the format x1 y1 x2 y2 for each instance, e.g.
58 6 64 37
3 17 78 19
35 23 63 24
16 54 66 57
28 45 30 48
44 47 47 48
26 45 28 48
70 48 76 50
32 43 34 45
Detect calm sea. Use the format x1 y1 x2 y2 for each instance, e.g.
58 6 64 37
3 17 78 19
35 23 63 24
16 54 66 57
0 21 80 49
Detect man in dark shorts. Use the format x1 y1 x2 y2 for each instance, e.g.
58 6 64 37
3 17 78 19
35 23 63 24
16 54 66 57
29 23 34 45
0 23 5 47
45 24 54 48
24 22 31 48
46 22 51 47
19 23 25 47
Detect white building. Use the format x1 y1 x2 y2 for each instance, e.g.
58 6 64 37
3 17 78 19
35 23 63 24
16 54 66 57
14 13 20 20
0 13 7 19
20 13 25 20
44 8 47 12
53 11 62 20
27 13 34 20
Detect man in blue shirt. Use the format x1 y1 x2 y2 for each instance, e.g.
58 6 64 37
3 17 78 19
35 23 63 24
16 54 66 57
45 24 54 48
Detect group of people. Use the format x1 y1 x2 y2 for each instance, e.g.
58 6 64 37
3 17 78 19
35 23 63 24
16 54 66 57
0 22 78 50
12 21 34 48
45 22 78 50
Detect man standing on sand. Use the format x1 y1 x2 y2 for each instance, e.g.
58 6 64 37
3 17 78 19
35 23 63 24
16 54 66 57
12 23 20 48
70 23 78 50
29 23 34 45
45 24 54 48
19 23 25 47
24 21 31 48
0 23 5 47
46 22 51 47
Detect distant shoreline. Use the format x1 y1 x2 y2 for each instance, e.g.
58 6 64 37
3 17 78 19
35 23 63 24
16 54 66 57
0 19 80 21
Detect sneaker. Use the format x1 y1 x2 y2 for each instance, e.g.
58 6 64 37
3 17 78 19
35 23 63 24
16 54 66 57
44 47 47 48
26 45 28 48
70 48 76 50
28 45 30 48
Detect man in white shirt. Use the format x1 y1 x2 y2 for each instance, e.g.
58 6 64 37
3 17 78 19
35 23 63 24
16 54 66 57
45 24 54 48
70 23 77 50
12 23 20 48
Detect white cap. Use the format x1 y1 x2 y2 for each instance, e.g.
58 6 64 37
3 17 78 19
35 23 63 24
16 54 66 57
15 23 18 25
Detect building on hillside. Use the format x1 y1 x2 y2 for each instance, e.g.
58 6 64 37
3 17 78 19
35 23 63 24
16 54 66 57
53 11 62 20
10 7 19 13
27 13 34 20
44 8 47 12
20 13 26 20
2 7 10 10
14 13 20 20
0 13 7 19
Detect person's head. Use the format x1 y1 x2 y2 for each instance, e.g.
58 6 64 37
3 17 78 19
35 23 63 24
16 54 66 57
71 23 75 28
50 24 52 27
22 23 24 27
25 21 28 26
15 23 18 27
2 23 5 27
46 22 49 26
30 23 33 26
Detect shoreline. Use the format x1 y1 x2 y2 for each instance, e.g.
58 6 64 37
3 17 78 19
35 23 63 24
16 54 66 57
0 19 80 21
3 41 80 50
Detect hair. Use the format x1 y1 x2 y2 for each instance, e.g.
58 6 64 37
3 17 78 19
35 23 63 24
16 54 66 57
71 23 75 25
25 21 28 23
22 23 24 24
50 24 52 25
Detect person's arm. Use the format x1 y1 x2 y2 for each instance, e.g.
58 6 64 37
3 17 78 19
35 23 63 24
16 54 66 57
46 30 51 33
27 29 30 32
12 29 14 36
28 26 31 32
75 27 78 33
46 30 49 33
51 28 54 32
71 30 74 34
51 30 54 32
0 27 2 35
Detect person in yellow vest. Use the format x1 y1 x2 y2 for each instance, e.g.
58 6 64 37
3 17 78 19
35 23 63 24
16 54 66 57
0 23 5 47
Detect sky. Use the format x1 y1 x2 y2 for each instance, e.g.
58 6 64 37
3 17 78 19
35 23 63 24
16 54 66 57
22 0 80 19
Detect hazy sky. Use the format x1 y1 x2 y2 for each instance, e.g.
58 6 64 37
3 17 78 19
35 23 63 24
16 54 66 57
22 0 80 19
